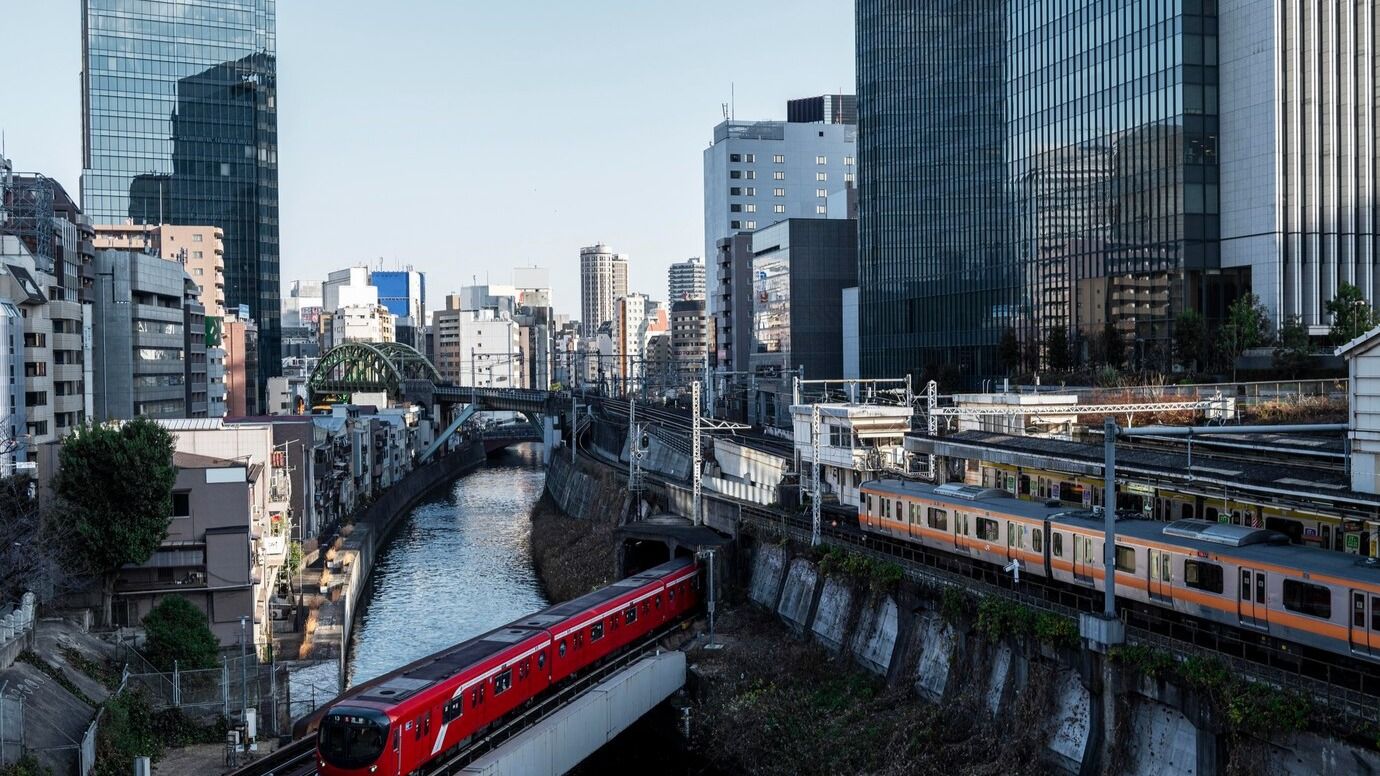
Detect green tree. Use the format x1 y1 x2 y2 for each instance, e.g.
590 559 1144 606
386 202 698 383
1218 293 1272 381
1274 315 1313 377
141 596 219 671
1046 326 1072 372
1326 283 1378 345
1103 324 1126 369
1173 309 1208 372
53 418 177 625
997 328 1021 375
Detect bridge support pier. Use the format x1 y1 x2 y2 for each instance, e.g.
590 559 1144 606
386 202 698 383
542 415 558 465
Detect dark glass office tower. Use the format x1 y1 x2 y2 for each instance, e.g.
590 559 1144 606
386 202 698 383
82 0 280 394
857 0 1235 384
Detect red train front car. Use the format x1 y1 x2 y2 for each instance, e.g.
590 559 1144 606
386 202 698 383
315 556 699 776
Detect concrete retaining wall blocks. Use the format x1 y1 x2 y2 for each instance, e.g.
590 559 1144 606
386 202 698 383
849 594 899 676
912 612 955 703
776 559 819 634
810 577 854 653
1045 670 1091 774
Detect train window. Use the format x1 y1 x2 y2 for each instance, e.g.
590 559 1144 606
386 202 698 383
1184 561 1223 594
1032 529 1043 554
1240 570 1250 600
443 697 463 722
910 503 921 524
975 517 999 542
538 651 547 668
1373 596 1380 631
1114 545 1135 573
1282 580 1331 619
625 606 638 625
655 594 662 608
1052 532 1063 558
494 669 513 695
416 716 423 740
559 640 567 656
882 498 891 519
394 729 400 752
867 495 874 514
424 712 431 736
927 508 947 531
1007 523 1017 546
669 588 676 602
591 622 604 641
1355 593 1366 628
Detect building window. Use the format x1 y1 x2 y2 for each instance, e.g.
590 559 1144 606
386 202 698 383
730 187 741 195
192 233 203 242
730 204 742 212
815 155 827 164
815 172 828 182
816 188 828 198
172 492 191 517
744 204 756 213
729 153 741 162
743 153 755 162
844 173 855 184
743 221 756 229
743 187 756 195
730 221 741 229
773 204 785 214
192 251 203 259
730 170 741 179
815 205 827 214
772 154 784 163
844 156 854 166
743 170 756 180
773 188 785 197
772 171 785 180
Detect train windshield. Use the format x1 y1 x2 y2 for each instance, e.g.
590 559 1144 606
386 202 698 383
318 707 390 769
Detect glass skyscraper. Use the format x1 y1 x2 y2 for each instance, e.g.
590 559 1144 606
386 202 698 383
82 0 280 392
857 0 1243 383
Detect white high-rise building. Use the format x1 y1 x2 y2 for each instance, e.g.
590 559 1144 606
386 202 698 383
668 257 706 302
579 244 628 337
1219 3 1380 330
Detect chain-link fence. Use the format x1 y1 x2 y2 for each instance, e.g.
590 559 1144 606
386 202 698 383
0 691 22 767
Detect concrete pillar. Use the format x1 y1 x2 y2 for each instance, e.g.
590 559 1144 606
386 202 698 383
542 415 557 465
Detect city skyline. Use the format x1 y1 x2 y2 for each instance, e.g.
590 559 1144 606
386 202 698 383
0 1 857 321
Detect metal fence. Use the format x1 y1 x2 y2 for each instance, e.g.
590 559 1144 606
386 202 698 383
1060 378 1348 407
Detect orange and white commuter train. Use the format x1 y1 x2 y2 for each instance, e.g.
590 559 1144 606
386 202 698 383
859 480 1380 661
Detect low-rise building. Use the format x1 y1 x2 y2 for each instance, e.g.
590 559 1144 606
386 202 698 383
791 402 914 508
110 451 258 648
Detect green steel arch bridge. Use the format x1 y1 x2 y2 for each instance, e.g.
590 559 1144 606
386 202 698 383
307 341 564 461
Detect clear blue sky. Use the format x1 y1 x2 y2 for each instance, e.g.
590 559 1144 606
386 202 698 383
0 1 856 319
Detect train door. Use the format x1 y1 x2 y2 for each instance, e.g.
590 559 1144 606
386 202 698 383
1072 534 1094 582
1350 591 1380 657
952 511 963 550
1239 568 1269 629
1148 549 1172 600
1006 521 1021 562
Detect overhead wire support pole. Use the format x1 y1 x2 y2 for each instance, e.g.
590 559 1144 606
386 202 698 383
692 381 702 526
811 403 821 547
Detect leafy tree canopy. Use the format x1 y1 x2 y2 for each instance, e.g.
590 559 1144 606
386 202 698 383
53 418 177 577
142 595 219 671
1326 283 1378 345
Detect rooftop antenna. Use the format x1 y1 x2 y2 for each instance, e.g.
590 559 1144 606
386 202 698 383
731 82 735 120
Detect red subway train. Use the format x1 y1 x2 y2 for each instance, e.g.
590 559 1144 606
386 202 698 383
311 557 699 776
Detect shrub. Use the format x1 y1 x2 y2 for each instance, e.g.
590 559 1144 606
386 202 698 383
142 596 220 672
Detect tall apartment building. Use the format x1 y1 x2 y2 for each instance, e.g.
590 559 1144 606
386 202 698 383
432 296 524 388
92 250 206 420
0 163 96 452
579 244 628 336
702 99 857 271
668 257 706 302
670 299 710 382
713 233 754 374
82 0 281 396
223 311 260 418
283 280 323 329
613 294 665 396
855 1 1372 381
93 223 226 318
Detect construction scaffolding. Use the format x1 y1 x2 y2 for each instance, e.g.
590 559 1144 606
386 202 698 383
0 161 57 273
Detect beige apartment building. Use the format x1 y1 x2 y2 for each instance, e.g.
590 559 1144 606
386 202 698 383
94 222 226 318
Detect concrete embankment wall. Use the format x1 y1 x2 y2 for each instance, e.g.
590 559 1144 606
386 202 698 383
312 442 486 665
745 540 1380 776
